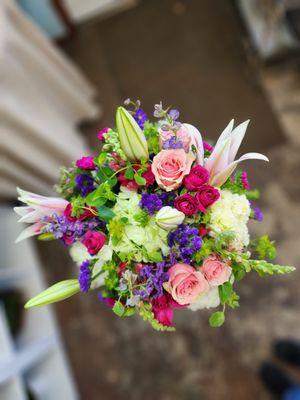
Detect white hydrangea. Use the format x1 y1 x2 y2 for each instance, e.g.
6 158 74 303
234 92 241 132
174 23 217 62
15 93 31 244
208 189 251 250
188 287 220 311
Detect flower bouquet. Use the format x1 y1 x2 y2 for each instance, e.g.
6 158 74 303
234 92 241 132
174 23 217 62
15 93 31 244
15 100 295 331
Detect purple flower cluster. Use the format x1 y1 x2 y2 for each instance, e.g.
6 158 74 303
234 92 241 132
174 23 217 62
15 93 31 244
79 260 91 292
138 262 169 299
158 192 176 207
168 224 202 263
253 206 263 221
42 213 99 245
134 108 148 129
140 193 163 215
162 136 184 150
75 174 95 197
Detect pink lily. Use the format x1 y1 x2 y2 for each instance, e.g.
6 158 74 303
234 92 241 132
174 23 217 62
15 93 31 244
14 188 68 243
186 120 269 187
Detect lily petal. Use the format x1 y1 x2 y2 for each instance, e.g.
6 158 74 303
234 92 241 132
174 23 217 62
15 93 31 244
182 123 204 165
205 136 232 176
214 119 234 147
15 222 44 243
210 152 269 186
228 120 250 163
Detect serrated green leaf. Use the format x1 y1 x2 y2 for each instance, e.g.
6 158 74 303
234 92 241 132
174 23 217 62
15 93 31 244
25 280 80 309
219 282 233 304
209 311 225 327
112 301 125 316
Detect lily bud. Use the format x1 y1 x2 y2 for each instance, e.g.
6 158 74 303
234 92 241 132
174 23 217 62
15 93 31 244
116 106 149 161
155 206 185 231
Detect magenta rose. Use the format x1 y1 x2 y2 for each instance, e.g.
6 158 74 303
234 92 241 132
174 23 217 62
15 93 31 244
195 185 220 210
174 193 199 216
76 156 96 170
164 263 209 305
64 203 96 222
183 165 209 191
151 294 184 327
82 231 106 255
201 255 232 286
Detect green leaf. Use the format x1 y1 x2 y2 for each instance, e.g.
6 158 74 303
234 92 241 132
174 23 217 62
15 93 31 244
112 301 125 317
134 172 146 186
123 307 136 317
37 233 56 241
25 280 80 309
147 251 163 263
124 162 134 179
209 311 225 328
250 260 295 277
97 205 115 222
219 282 233 304
96 152 107 166
85 194 107 207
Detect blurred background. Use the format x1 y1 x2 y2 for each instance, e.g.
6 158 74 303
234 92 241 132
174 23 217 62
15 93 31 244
0 0 300 399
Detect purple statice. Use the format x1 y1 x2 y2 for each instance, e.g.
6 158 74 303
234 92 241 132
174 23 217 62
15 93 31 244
158 192 176 207
162 136 184 150
241 171 250 190
42 213 99 245
138 262 169 299
253 206 264 222
79 260 91 292
168 224 202 263
134 108 148 129
140 193 163 215
168 109 180 121
75 174 95 197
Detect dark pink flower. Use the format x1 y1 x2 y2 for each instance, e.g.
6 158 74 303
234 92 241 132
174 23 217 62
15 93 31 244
97 127 109 140
151 294 184 327
183 165 209 191
82 231 106 255
143 165 155 186
199 224 209 237
76 156 96 170
174 193 199 216
203 141 214 152
64 203 96 222
195 185 220 210
241 171 250 190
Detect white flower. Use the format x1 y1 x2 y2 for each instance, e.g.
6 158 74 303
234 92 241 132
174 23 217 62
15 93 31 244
155 206 185 231
208 189 251 249
188 287 220 311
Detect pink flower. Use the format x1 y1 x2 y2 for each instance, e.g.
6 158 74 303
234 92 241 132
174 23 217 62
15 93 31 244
159 126 191 152
201 255 232 287
117 174 139 191
76 156 96 170
82 231 106 255
174 194 199 216
195 185 220 210
164 263 209 305
199 225 209 237
151 294 184 326
203 141 214 152
143 165 155 186
151 149 194 191
183 165 209 191
97 127 109 140
64 203 96 222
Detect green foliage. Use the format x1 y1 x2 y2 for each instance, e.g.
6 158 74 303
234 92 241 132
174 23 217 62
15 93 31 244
95 152 107 166
193 238 214 263
97 205 115 222
139 302 175 332
85 181 116 207
112 301 136 317
133 210 150 227
214 231 236 252
102 261 120 291
134 172 146 186
124 161 134 179
55 165 78 199
108 217 126 245
209 311 225 327
248 260 295 277
219 282 239 308
245 189 260 200
147 251 163 263
251 235 277 260
143 121 160 154
70 196 86 217
37 233 55 241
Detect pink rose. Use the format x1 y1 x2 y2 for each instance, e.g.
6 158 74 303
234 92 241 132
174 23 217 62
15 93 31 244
174 193 199 216
76 156 96 170
195 185 220 210
201 255 232 286
82 231 106 255
152 149 194 191
151 294 184 327
165 263 209 305
183 165 209 191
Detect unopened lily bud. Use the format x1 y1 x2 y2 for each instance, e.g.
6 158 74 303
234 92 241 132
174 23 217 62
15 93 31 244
155 206 185 231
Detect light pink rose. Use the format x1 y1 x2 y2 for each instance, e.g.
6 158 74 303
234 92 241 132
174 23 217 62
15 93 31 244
164 263 209 305
201 255 232 287
151 149 194 191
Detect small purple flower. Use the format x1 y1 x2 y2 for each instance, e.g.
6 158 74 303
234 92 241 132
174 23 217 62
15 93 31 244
138 262 169 299
253 207 263 222
168 109 180 121
79 260 91 292
75 174 95 197
134 108 148 129
158 192 176 207
140 193 163 215
162 136 184 150
168 224 202 263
